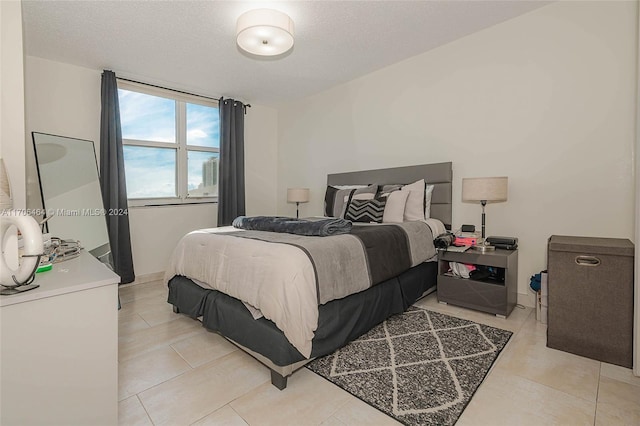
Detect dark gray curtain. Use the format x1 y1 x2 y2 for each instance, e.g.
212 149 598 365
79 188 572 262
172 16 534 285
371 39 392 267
100 70 135 284
217 98 246 226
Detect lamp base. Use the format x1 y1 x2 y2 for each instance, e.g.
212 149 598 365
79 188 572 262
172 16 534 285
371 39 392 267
0 284 40 296
472 243 495 253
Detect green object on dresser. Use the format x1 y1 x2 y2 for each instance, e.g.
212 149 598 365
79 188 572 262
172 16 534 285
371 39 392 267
36 263 52 273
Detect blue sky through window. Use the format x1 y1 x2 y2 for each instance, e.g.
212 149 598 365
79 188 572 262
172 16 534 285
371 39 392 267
187 103 219 148
119 88 220 199
119 89 175 142
123 146 176 198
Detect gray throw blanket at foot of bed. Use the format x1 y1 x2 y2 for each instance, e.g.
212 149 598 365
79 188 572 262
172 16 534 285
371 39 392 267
232 216 352 237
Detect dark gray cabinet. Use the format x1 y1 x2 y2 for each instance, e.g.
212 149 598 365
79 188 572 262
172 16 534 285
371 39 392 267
547 235 634 368
437 249 518 317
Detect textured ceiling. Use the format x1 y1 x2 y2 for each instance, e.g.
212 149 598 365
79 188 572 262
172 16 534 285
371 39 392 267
22 1 549 106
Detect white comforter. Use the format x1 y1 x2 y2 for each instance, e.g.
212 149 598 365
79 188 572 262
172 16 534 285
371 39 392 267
165 226 319 357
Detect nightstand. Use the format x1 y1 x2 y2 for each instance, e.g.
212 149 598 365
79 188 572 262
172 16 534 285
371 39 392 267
437 248 518 318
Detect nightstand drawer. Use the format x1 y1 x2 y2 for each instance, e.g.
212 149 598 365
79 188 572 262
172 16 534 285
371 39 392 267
438 249 509 268
438 275 507 316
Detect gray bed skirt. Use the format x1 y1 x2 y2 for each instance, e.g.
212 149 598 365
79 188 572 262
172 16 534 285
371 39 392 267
168 261 437 388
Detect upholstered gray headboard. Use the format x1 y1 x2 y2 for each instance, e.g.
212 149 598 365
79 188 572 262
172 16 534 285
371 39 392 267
327 162 453 229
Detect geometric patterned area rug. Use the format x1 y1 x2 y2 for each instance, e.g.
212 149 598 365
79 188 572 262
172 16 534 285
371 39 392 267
306 307 512 426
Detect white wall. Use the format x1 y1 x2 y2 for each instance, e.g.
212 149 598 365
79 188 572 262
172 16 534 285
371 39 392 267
126 203 217 276
0 0 26 208
25 58 102 210
24 56 279 276
277 1 638 306
245 104 278 216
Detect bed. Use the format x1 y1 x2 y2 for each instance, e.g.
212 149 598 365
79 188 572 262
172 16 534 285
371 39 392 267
166 162 453 389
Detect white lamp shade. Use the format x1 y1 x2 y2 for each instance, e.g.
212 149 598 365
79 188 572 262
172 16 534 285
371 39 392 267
287 188 310 203
462 177 508 202
0 158 12 210
236 9 295 56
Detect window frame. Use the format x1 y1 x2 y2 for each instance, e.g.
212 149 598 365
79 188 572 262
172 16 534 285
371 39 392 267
117 80 219 207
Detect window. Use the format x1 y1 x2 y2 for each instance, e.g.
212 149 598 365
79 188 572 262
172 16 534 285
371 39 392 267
117 81 219 206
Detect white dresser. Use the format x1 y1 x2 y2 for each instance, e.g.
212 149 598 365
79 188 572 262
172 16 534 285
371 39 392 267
0 251 120 425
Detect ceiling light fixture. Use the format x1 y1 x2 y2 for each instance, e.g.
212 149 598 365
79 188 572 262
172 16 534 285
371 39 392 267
236 9 295 57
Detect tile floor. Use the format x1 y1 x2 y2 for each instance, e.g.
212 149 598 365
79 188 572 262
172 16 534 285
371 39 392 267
118 280 640 425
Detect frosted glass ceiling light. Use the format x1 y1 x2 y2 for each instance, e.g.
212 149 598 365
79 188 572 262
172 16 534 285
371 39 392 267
236 9 295 56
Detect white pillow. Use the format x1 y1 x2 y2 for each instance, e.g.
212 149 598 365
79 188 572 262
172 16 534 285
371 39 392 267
332 185 367 190
400 179 426 221
424 184 435 218
348 193 376 201
382 190 410 223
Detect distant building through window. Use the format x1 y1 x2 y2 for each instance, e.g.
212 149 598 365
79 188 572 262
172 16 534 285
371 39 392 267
117 81 219 205
201 157 218 189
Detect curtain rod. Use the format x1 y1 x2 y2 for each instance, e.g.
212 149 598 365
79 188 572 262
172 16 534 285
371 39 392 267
116 77 252 109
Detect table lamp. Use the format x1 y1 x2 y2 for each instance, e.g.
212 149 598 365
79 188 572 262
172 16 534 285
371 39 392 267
462 176 508 252
287 188 310 219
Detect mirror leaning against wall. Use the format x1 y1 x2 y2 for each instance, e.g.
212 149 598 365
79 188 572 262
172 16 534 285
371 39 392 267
32 132 113 269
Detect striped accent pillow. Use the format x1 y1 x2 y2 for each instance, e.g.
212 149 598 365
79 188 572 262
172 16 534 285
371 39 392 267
345 198 387 223
324 184 378 218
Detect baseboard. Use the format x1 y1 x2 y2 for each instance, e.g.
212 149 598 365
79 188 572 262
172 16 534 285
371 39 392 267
119 271 164 288
517 291 536 308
